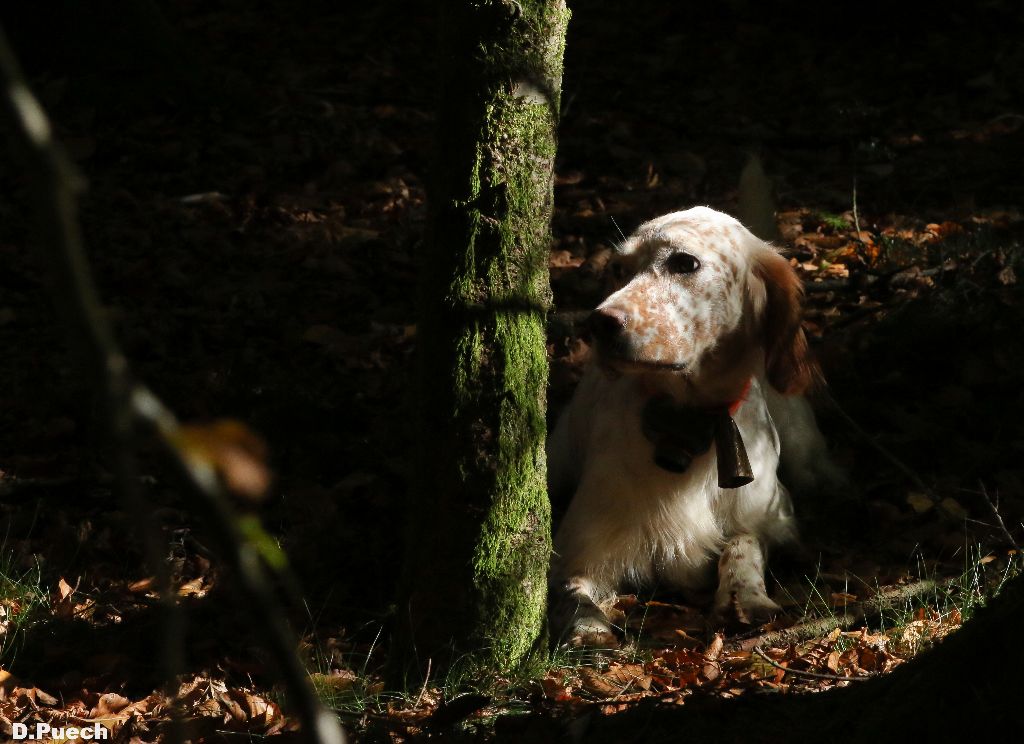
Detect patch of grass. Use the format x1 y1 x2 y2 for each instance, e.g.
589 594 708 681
306 629 555 741
877 233 919 266
910 544 1019 624
0 546 47 665
306 622 404 718
547 639 627 675
818 211 851 231
304 548 1024 736
772 546 1022 657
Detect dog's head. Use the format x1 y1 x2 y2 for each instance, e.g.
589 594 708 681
590 207 817 396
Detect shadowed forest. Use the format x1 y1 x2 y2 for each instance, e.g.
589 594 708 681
0 0 1023 741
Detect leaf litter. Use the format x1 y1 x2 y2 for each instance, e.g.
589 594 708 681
0 1 1023 740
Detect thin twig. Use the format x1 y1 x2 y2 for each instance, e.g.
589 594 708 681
752 646 871 682
731 579 951 652
415 658 433 710
131 387 347 744
820 390 937 500
0 26 186 742
609 215 628 243
977 481 1021 552
0 27 345 744
851 176 862 238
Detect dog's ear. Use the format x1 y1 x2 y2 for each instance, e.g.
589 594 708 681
754 247 819 395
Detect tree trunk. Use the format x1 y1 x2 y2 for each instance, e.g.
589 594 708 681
394 0 569 677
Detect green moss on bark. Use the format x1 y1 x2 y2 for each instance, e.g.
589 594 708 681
394 0 569 678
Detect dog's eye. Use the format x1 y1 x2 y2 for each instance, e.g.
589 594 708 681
665 252 701 275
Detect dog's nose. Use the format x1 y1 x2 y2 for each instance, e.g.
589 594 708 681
588 307 628 341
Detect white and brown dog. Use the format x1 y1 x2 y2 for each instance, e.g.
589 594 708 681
548 206 842 642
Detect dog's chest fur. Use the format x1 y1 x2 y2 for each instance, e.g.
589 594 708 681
552 369 792 599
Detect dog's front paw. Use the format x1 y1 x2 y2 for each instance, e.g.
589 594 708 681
569 609 614 646
562 607 619 648
713 589 782 627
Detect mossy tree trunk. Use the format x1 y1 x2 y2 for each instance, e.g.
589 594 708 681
395 0 569 677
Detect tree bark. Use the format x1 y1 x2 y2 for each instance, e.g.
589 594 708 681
394 0 569 677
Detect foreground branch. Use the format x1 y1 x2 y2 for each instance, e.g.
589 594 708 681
0 26 344 744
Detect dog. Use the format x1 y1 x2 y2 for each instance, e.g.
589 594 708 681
548 206 842 642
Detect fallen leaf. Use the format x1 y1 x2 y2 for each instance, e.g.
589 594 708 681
310 670 359 693
603 663 651 692
127 577 156 593
830 592 858 607
826 650 841 673
177 577 207 598
92 692 131 718
906 492 934 513
549 250 584 268
938 497 969 520
705 633 724 661
540 673 573 701
175 420 271 501
579 669 624 698
52 577 77 619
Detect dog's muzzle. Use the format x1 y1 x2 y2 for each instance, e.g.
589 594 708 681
587 307 686 371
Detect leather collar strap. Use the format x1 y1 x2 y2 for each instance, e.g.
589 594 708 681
727 377 753 416
641 379 754 489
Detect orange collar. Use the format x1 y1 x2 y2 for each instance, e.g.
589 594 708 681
727 378 752 416
640 377 752 415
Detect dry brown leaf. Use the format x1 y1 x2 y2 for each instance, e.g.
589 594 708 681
938 497 969 520
772 660 788 685
924 221 963 240
540 673 574 702
829 592 858 607
15 686 58 707
175 420 271 501
705 633 724 661
92 692 131 718
826 650 841 673
310 671 358 693
219 691 248 723
0 669 19 693
196 698 222 717
549 250 585 268
52 577 77 619
672 629 703 648
127 577 155 593
226 688 269 722
603 663 652 692
579 669 623 699
177 578 207 598
906 492 934 513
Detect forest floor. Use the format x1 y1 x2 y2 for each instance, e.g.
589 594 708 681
1 1 1023 741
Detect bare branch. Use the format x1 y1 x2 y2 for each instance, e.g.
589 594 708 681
730 579 950 651
0 26 345 744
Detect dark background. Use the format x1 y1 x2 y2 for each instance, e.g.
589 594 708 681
0 0 1021 724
